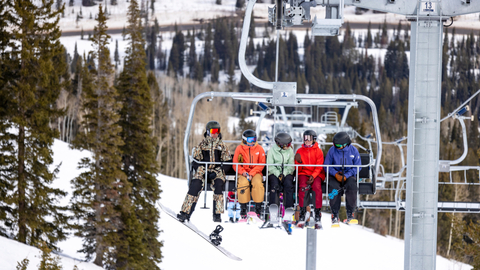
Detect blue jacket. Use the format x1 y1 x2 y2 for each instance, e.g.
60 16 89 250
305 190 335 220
324 144 361 179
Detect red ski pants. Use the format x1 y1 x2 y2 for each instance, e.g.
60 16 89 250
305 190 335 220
297 175 323 208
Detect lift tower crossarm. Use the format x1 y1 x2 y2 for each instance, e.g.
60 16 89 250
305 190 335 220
343 0 480 16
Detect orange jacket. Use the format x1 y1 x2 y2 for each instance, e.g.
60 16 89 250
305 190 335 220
295 142 325 180
233 142 266 176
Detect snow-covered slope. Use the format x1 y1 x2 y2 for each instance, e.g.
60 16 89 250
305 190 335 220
0 139 472 270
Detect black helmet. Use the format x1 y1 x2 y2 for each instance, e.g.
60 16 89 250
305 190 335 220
242 129 257 144
333 132 351 148
275 132 292 149
204 121 221 138
303 130 317 142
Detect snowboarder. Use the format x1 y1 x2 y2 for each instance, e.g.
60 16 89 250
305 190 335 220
177 121 232 223
294 130 325 227
266 132 295 210
324 132 361 226
233 129 266 219
227 191 241 222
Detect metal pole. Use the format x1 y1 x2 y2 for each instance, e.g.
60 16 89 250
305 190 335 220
306 229 317 270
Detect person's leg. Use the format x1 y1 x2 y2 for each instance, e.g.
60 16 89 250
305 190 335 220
312 176 323 209
237 175 251 204
227 202 234 218
268 174 280 205
251 174 265 203
178 177 204 221
344 176 358 217
312 177 323 222
235 202 241 220
282 174 295 208
297 175 308 207
328 175 342 217
212 178 224 222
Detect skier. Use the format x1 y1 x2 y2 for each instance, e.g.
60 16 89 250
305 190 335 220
227 191 241 223
233 129 266 219
324 132 361 226
266 132 295 211
177 121 232 223
294 130 325 227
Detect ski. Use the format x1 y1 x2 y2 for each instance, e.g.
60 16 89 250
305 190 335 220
157 202 242 261
247 211 263 224
343 218 359 225
281 207 294 235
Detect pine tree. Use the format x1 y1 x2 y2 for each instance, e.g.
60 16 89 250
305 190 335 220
114 39 120 68
38 242 62 270
188 29 197 78
115 0 162 268
0 0 68 249
71 5 129 268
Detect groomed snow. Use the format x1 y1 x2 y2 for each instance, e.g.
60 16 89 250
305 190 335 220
0 139 472 270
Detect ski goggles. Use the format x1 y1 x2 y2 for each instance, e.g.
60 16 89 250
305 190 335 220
277 142 292 149
334 143 348 148
208 128 220 135
244 136 256 143
304 135 314 142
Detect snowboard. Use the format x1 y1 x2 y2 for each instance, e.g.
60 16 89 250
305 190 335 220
157 202 242 261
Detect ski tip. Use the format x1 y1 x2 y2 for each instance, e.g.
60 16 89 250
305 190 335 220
331 224 341 228
349 219 359 225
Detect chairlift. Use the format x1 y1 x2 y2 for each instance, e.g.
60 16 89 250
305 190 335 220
183 0 383 213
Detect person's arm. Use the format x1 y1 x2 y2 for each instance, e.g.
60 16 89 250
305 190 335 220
249 148 265 176
294 149 304 175
267 151 280 177
192 143 204 171
344 147 361 178
220 142 233 173
232 147 246 175
284 149 295 176
313 148 325 180
324 149 338 176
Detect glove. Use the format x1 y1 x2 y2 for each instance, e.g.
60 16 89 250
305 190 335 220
295 153 302 164
307 175 314 185
238 154 244 163
208 171 217 180
278 174 284 181
335 172 346 182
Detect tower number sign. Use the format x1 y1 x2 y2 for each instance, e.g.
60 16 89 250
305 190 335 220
420 1 436 14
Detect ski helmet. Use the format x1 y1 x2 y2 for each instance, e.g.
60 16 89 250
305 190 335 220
204 121 221 138
275 132 292 149
303 130 317 143
333 132 351 148
242 129 257 145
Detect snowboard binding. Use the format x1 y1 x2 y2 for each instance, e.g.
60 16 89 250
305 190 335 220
209 225 224 246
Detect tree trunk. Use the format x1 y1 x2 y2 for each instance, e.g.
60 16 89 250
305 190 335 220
18 125 27 243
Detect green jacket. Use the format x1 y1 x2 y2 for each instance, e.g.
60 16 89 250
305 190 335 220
267 144 295 177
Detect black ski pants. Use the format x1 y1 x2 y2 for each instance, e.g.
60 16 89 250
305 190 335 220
268 174 294 208
188 176 224 196
327 175 357 216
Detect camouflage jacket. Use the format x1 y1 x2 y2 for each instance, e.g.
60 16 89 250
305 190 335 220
192 136 232 180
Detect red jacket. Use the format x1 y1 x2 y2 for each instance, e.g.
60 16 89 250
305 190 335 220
233 142 266 176
295 142 325 180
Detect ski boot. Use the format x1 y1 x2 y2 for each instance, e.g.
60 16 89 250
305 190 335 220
229 217 235 223
238 203 248 223
331 214 340 228
314 208 323 230
255 202 262 218
344 212 358 225
296 207 307 228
